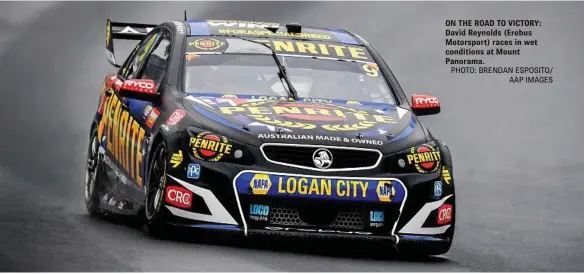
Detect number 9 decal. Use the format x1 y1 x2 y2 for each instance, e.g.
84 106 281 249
362 63 379 78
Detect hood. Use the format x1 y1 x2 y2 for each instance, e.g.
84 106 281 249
183 93 417 149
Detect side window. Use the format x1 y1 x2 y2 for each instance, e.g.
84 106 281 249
137 32 172 89
118 31 161 80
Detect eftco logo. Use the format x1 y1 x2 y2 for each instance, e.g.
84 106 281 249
250 174 271 195
437 204 453 225
165 186 192 209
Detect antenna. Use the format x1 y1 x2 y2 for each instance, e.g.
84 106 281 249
184 10 187 21
253 16 255 22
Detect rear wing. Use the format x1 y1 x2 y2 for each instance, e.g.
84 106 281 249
105 19 157 68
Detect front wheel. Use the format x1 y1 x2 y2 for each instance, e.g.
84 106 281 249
144 140 169 237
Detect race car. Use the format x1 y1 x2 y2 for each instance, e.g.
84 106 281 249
85 19 455 256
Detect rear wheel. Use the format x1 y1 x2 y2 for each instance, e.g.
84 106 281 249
85 127 102 216
144 140 168 237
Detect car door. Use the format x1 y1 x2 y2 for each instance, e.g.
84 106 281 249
116 28 173 202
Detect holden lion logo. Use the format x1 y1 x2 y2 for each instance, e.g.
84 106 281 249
312 148 333 169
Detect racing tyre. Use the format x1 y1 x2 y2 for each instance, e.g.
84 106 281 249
144 140 169 238
85 127 102 217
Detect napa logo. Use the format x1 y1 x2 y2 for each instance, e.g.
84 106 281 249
250 174 272 195
376 181 396 202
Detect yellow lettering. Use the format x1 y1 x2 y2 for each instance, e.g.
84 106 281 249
125 116 133 174
407 154 414 164
337 180 346 196
308 179 320 195
278 178 285 193
328 44 347 56
119 111 128 171
136 128 145 187
130 121 139 180
219 107 245 114
248 107 272 115
332 109 346 118
273 106 301 115
419 152 427 163
273 40 295 53
352 112 368 121
112 100 122 161
360 182 368 198
298 178 308 194
351 181 360 197
305 108 331 116
286 177 296 193
322 179 331 196
373 115 395 124
296 42 318 54
318 44 330 55
224 144 232 154
348 47 367 59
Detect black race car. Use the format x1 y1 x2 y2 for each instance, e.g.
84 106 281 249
85 19 455 256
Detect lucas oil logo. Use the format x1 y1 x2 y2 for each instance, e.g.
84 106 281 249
376 181 396 202
190 132 232 162
407 144 441 173
250 174 272 195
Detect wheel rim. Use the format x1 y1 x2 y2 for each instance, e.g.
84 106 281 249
146 145 166 220
85 136 98 202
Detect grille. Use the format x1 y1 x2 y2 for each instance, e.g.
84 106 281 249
261 145 380 170
269 204 365 230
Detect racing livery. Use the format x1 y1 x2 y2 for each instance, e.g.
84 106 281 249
85 19 455 256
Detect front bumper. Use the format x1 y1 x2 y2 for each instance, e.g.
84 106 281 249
161 141 455 246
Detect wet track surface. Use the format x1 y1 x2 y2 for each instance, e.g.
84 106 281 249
0 1 583 271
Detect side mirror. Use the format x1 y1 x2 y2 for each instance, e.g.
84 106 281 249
118 79 159 101
411 94 441 116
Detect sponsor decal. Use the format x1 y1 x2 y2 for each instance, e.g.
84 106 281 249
189 38 225 51
165 185 193 209
249 204 270 221
257 133 383 146
437 204 453 225
187 163 200 179
434 181 443 197
412 94 440 109
185 53 199 61
190 132 233 162
106 21 111 47
206 20 280 29
250 174 272 195
166 109 186 126
143 105 153 120
346 100 362 105
264 226 373 235
170 150 183 168
369 211 384 228
312 148 333 169
248 39 371 61
145 108 160 129
237 172 405 203
407 144 441 173
376 181 396 202
121 79 156 94
219 101 396 132
442 166 452 185
161 124 170 131
362 63 379 77
97 94 146 187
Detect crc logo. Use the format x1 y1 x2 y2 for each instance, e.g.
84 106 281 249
312 148 333 169
166 109 186 126
165 186 192 209
376 181 396 202
250 174 271 195
437 204 453 225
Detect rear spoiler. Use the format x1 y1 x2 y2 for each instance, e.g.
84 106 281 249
105 19 157 68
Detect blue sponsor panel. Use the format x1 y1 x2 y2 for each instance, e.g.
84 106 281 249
235 171 406 203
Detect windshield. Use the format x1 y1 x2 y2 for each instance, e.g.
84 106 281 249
183 38 396 104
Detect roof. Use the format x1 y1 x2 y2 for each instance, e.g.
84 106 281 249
186 20 362 46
